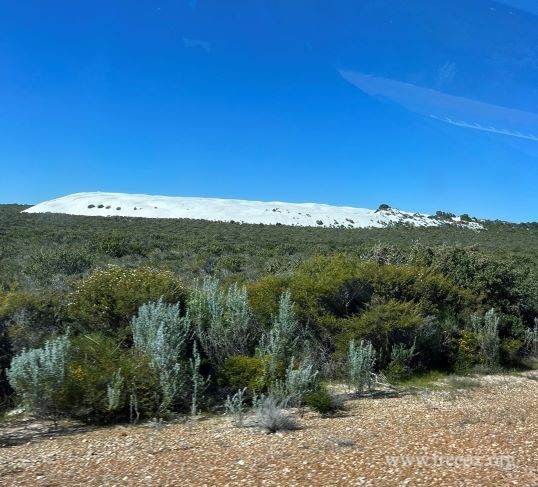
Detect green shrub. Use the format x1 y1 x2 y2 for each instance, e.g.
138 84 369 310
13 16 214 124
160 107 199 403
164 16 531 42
218 355 265 394
68 266 185 332
500 338 524 366
453 331 479 373
62 333 161 423
0 290 65 354
91 236 146 258
26 247 93 284
303 386 343 416
0 289 66 401
341 300 424 365
386 341 416 382
247 275 290 324
285 255 467 345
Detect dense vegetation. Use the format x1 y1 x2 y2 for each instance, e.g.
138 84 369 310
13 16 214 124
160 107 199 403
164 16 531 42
1 205 537 423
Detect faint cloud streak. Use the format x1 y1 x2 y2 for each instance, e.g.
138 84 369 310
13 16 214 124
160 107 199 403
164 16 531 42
340 69 538 142
436 61 456 90
182 36 211 53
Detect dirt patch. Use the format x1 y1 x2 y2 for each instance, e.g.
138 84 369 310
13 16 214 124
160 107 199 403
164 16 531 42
1 373 537 486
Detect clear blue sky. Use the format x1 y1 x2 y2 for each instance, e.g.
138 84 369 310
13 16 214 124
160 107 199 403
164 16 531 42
1 0 537 222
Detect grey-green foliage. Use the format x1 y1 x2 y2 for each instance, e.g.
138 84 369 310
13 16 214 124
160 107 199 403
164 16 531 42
524 319 538 356
347 340 376 393
257 290 300 380
189 277 254 366
224 387 248 427
256 395 298 433
471 308 500 366
107 368 124 411
131 299 191 411
7 334 70 418
389 341 416 370
189 342 208 417
271 358 319 407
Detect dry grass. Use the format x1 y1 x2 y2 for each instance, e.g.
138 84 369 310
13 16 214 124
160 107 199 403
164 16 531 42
1 372 537 486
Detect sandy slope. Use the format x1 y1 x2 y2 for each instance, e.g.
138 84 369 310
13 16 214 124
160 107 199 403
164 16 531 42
23 192 483 230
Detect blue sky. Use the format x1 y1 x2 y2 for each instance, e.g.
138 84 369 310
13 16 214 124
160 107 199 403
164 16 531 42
1 0 537 222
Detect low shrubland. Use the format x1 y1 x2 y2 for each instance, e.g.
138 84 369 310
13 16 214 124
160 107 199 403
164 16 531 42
1 205 537 424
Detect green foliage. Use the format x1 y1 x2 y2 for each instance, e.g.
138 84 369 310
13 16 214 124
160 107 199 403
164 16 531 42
435 210 456 220
25 247 93 284
499 338 524 367
341 300 424 365
247 275 290 323
61 333 161 423
91 236 146 258
303 386 343 416
0 290 65 353
386 341 416 382
453 331 479 373
283 255 468 355
2 204 537 291
68 266 185 332
1 205 537 422
218 355 265 394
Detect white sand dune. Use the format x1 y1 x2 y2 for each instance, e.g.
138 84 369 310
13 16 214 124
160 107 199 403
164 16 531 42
23 192 483 230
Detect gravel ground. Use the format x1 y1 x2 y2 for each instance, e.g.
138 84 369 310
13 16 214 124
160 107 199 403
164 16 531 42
1 373 537 486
